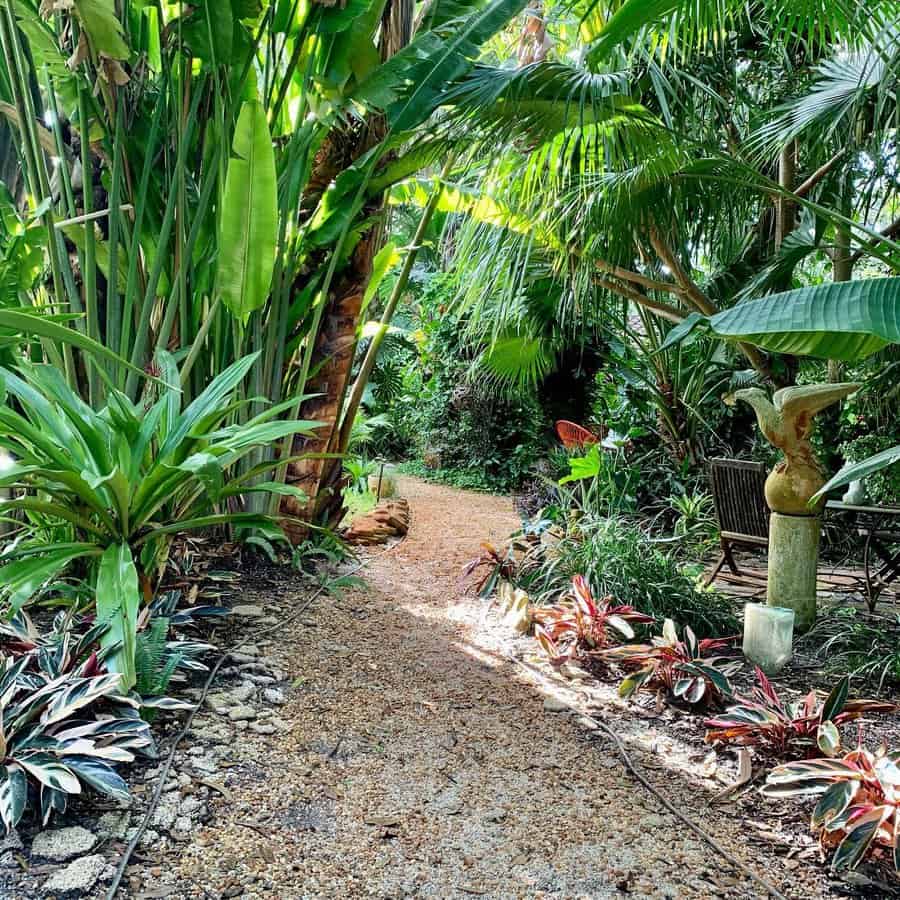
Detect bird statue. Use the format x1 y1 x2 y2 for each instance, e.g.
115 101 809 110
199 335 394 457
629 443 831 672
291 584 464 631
733 383 859 515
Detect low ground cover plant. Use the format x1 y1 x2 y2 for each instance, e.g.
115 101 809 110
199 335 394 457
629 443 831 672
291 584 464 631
764 745 900 874
606 619 739 707
532 574 653 669
705 669 896 758
800 611 900 692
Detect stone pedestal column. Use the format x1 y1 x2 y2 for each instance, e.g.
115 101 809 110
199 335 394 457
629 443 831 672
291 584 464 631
767 512 820 633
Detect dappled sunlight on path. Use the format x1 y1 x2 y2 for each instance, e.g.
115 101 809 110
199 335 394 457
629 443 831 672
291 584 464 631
162 477 835 900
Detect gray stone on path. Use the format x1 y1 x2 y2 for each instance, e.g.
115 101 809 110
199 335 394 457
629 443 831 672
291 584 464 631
42 854 106 897
228 705 257 722
230 604 264 618
96 811 131 841
31 826 96 862
542 696 570 713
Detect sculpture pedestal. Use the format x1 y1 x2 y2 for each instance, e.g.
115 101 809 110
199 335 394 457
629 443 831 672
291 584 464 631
767 512 820 633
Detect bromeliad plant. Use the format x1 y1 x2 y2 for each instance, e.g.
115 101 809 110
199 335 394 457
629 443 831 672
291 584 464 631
705 669 896 758
606 619 739 707
763 745 900 874
0 652 154 832
533 574 653 669
0 353 319 689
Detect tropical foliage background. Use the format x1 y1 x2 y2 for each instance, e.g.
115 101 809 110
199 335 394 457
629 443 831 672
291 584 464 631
2 0 900 843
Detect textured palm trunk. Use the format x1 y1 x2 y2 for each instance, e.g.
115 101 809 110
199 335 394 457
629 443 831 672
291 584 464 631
281 0 413 541
281 226 380 539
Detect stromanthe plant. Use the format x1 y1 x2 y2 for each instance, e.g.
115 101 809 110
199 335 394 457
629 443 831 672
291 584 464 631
764 745 900 873
705 669 896 758
605 618 739 707
0 652 154 831
533 574 653 669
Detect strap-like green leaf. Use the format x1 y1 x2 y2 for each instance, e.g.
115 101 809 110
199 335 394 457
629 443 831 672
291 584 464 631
216 101 278 323
95 544 141 692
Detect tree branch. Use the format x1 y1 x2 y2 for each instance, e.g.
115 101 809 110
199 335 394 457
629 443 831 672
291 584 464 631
593 275 685 323
794 151 847 199
648 227 774 381
849 215 900 265
594 258 687 297
648 227 717 316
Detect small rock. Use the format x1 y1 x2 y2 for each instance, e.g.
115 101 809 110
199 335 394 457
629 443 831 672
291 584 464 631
42 854 106 896
31 826 96 862
125 827 160 848
0 828 24 869
231 605 264 618
228 705 257 722
96 812 130 841
485 809 507 823
542 697 569 713
250 723 276 735
206 692 234 713
151 796 180 831
179 796 206 818
262 688 286 706
231 683 256 702
173 816 194 835
191 757 219 775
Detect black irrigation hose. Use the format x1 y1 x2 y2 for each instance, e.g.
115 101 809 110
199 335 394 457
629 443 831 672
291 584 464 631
109 521 784 900
511 657 789 900
105 539 405 900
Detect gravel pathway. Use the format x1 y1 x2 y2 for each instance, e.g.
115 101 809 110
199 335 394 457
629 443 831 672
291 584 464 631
139 477 844 900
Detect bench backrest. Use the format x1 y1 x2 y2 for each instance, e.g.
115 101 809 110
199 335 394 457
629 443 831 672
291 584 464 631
709 457 769 540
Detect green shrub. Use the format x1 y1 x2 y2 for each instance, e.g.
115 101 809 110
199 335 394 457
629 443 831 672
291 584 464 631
519 515 739 638
0 354 318 688
365 274 549 492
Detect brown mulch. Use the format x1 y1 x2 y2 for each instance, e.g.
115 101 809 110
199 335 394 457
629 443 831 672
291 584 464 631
130 477 866 900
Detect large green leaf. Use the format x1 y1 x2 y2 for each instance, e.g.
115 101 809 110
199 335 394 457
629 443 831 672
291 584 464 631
706 277 900 362
216 101 278 323
0 546 95 617
95 544 141 692
353 0 529 132
74 0 130 60
814 444 900 501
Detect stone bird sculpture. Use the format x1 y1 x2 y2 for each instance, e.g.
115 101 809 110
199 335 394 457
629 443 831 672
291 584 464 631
734 383 859 514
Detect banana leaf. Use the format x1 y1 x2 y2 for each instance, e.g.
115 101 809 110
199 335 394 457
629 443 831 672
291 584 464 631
216 101 277 324
706 277 900 361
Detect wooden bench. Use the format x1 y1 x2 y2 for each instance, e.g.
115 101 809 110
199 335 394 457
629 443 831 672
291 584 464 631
705 458 770 587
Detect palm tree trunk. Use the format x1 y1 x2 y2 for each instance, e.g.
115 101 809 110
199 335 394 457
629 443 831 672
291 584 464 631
281 0 413 541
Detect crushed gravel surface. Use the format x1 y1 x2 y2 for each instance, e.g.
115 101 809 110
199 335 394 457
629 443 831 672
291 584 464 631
124 477 859 900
